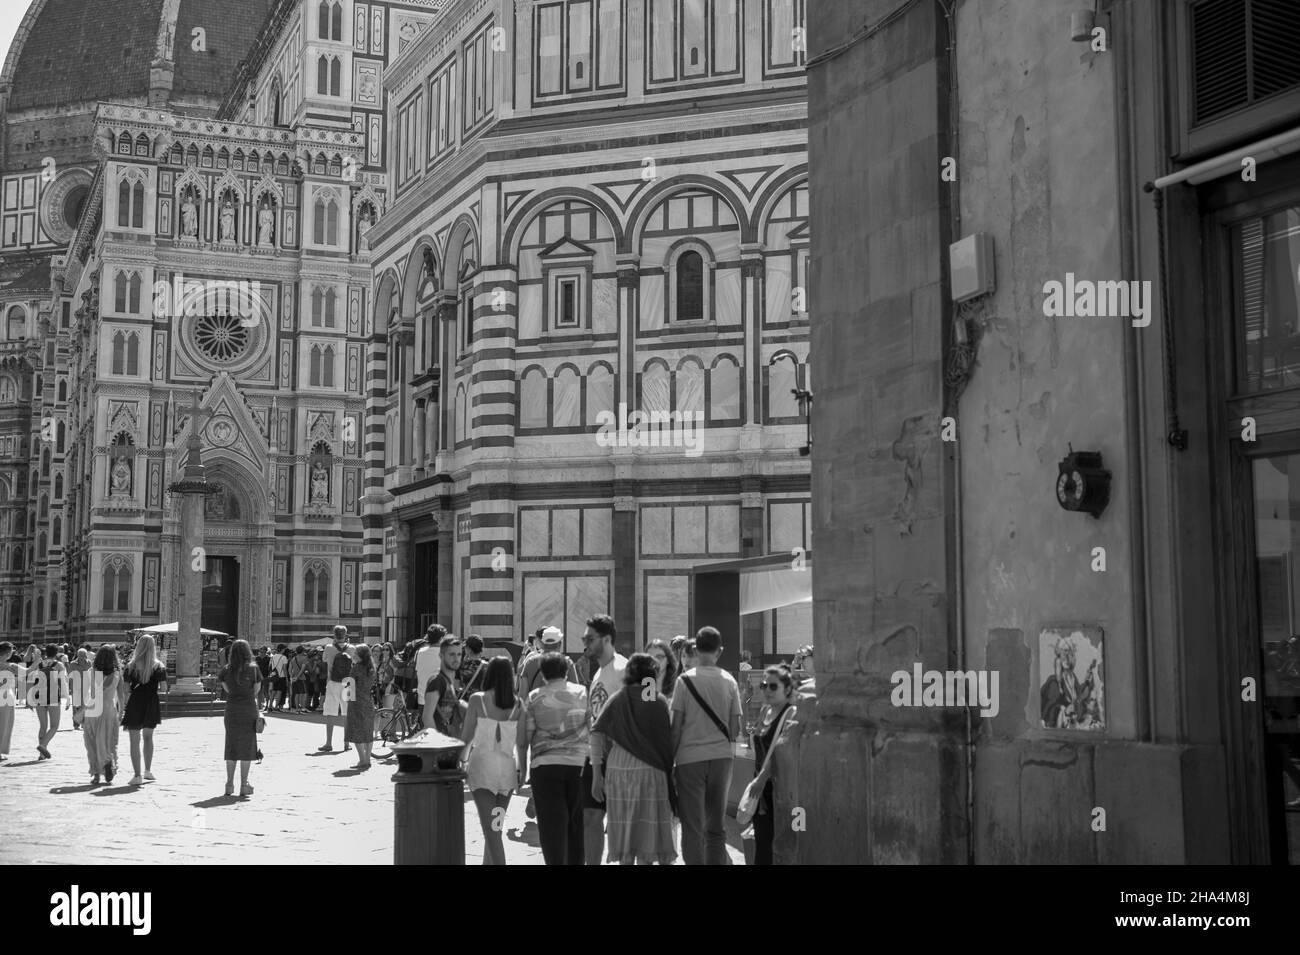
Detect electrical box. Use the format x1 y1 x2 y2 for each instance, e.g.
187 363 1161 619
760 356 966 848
949 233 995 303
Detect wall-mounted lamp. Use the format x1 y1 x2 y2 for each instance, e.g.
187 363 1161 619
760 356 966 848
769 352 813 457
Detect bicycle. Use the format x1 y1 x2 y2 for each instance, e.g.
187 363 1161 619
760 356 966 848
372 699 422 760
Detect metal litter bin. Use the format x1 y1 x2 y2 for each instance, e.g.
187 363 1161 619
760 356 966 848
391 729 466 865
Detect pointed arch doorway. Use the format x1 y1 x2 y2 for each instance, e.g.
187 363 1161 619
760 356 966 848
165 458 274 645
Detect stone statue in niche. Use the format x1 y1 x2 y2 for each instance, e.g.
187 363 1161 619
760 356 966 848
310 461 329 505
181 194 198 238
219 198 236 243
358 212 373 250
111 455 131 494
258 203 275 247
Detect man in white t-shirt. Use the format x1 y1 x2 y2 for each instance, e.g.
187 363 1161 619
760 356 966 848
415 623 445 725
671 625 743 866
581 614 627 866
320 625 356 753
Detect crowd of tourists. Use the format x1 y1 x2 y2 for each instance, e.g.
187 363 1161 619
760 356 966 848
0 620 814 865
0 637 168 786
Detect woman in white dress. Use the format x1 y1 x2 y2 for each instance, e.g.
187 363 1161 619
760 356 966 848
460 656 520 866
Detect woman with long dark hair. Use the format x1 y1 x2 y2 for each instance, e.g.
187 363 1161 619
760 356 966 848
591 653 677 865
219 639 261 796
644 639 679 702
83 646 124 785
344 643 376 769
121 633 167 786
750 664 797 865
461 656 520 865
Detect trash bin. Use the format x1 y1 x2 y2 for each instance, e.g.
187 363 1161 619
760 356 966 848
391 729 467 865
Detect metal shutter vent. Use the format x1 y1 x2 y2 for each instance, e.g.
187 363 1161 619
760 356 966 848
1192 0 1300 126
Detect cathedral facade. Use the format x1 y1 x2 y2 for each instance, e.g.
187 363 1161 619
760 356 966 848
2 0 810 652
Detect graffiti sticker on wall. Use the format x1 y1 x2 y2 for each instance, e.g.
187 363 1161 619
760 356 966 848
1039 626 1105 731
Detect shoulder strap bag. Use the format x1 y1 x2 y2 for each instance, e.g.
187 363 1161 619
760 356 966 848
679 676 732 742
736 704 794 826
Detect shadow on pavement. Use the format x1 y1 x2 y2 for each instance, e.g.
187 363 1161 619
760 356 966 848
505 821 540 847
50 783 101 794
3 759 44 768
92 785 141 796
332 768 365 777
191 795 241 809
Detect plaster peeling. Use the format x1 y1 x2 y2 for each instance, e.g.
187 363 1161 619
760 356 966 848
891 415 931 536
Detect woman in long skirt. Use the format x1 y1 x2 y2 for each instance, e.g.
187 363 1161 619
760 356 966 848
0 642 17 761
591 653 678 865
83 646 124 785
344 644 375 769
220 639 261 797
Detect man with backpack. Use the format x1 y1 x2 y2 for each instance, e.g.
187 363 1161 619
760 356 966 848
319 626 355 753
518 627 578 695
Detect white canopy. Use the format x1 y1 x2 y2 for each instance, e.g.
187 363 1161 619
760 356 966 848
130 622 230 638
738 563 813 615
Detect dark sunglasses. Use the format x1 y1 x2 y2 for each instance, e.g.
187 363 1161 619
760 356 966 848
762 681 783 690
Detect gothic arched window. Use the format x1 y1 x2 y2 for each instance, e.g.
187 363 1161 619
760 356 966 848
675 250 705 323
102 556 131 612
303 561 329 614
310 344 323 386
322 346 336 388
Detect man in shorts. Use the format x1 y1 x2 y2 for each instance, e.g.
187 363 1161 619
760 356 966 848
319 626 355 753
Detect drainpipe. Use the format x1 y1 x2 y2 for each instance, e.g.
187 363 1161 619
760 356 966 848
935 0 975 866
1110 0 1153 744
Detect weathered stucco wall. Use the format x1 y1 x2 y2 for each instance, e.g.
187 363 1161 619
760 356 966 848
806 0 1226 863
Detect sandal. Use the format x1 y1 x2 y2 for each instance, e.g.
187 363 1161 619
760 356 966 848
224 783 234 796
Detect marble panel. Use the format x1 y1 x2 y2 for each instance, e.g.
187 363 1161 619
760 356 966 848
586 366 614 424
707 504 739 554
710 358 740 420
674 505 706 553
519 283 542 338
520 509 549 557
520 370 547 428
641 506 671 555
593 277 617 333
769 501 804 552
766 256 792 323
676 361 704 417
554 368 581 426
524 576 564 635
566 576 609 652
639 273 663 330
645 575 689 646
715 267 742 325
553 508 580 557
583 507 612 557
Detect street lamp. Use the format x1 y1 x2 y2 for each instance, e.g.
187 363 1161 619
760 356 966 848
769 352 813 456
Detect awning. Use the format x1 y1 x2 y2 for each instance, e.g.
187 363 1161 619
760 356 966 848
1147 125 1300 190
130 622 229 638
738 564 813 615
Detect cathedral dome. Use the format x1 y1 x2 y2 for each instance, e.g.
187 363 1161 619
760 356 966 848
2 0 275 113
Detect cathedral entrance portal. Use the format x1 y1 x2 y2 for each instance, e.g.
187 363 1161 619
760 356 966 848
201 556 240 638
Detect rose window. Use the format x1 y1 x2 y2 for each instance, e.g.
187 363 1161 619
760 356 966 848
193 312 250 363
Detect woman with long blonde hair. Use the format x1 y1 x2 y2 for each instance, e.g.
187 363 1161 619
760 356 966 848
121 633 167 786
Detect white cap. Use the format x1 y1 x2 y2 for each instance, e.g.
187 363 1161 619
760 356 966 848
540 627 563 647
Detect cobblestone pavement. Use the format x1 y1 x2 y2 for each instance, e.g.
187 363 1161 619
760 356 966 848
0 706 744 865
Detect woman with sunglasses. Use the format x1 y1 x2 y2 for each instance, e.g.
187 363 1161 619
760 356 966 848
750 664 797 866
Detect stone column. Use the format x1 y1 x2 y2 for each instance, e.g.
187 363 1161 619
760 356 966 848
167 392 219 695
